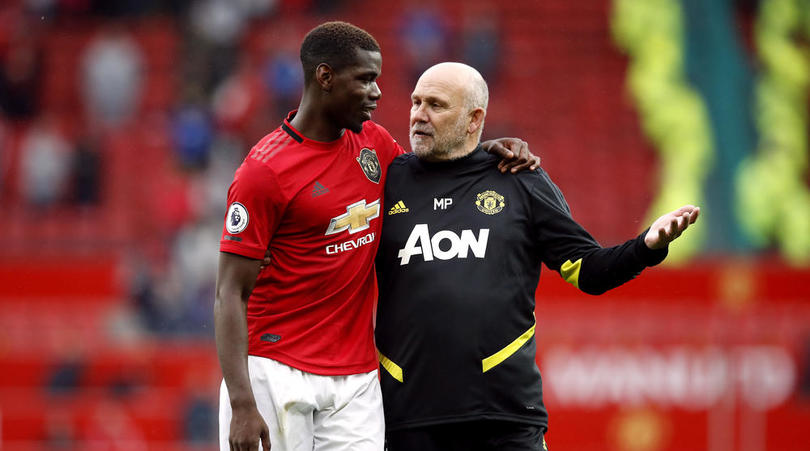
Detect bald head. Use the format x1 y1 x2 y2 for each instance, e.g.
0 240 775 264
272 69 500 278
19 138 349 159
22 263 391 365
409 63 489 161
419 62 489 111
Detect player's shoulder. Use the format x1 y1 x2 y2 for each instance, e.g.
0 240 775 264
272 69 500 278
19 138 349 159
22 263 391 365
359 121 401 153
231 156 277 191
360 120 391 137
245 127 301 167
234 130 291 181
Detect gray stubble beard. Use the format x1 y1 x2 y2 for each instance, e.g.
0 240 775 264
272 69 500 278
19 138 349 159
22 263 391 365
411 115 469 161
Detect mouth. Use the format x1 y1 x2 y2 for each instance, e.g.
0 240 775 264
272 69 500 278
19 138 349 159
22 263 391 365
361 104 377 118
411 130 433 138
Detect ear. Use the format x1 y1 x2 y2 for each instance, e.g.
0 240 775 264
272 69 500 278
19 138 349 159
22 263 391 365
467 108 486 134
315 63 334 91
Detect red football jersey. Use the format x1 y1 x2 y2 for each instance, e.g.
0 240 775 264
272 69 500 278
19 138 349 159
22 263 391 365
220 113 404 375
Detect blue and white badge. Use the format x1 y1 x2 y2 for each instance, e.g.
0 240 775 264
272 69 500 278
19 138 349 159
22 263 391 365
226 202 249 234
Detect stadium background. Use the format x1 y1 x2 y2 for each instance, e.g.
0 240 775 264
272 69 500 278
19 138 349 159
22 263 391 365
0 0 808 449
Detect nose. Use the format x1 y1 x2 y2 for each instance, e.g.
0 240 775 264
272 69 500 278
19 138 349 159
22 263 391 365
369 81 381 100
411 102 428 123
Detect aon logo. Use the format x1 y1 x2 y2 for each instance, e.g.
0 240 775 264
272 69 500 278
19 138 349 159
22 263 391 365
397 224 489 265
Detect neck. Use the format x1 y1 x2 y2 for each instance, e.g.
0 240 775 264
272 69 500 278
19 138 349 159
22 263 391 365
289 93 345 142
428 139 479 162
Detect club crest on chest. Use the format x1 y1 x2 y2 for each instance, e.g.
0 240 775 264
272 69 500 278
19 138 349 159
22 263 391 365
357 148 381 183
476 190 505 215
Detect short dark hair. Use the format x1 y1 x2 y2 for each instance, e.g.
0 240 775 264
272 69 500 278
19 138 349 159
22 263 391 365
300 21 381 84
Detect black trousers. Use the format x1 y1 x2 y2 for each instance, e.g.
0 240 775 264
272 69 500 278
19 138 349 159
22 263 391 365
386 420 548 451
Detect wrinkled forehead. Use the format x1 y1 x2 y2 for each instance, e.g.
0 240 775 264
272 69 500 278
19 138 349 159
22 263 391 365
412 70 467 105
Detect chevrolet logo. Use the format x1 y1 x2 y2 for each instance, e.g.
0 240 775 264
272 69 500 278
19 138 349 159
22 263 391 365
325 199 381 235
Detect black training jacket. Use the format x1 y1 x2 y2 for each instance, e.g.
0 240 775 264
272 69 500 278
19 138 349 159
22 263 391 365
374 146 667 431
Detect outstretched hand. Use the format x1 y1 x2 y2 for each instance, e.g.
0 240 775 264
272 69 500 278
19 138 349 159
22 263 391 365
644 205 700 250
481 138 541 173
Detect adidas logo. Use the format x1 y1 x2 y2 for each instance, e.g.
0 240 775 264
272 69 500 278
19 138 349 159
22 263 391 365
388 201 409 215
312 181 329 197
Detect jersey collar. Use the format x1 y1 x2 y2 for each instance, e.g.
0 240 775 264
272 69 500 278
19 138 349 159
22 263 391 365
283 110 348 150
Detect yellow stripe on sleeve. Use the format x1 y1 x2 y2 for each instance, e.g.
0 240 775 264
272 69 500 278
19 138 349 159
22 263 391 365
482 323 536 373
377 350 404 382
560 258 582 289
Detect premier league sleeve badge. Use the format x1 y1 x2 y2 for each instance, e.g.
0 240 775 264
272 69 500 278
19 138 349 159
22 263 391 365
356 148 381 184
226 202 249 234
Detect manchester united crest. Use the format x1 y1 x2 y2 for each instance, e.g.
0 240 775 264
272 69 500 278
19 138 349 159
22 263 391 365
357 148 381 183
475 190 505 215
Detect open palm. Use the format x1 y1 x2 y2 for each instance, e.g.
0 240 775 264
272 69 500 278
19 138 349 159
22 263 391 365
644 205 700 250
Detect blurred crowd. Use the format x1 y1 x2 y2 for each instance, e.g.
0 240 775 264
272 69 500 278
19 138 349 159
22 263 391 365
1 0 318 340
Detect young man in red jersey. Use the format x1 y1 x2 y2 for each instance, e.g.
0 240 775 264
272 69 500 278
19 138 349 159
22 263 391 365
214 22 540 451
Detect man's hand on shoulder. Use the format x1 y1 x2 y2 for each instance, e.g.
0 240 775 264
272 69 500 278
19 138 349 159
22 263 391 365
481 138 541 173
644 205 700 250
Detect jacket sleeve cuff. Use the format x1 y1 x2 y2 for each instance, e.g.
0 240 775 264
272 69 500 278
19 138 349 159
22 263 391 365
634 228 668 267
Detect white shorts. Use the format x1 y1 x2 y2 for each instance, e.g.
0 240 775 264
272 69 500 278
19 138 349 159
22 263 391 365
219 356 384 451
